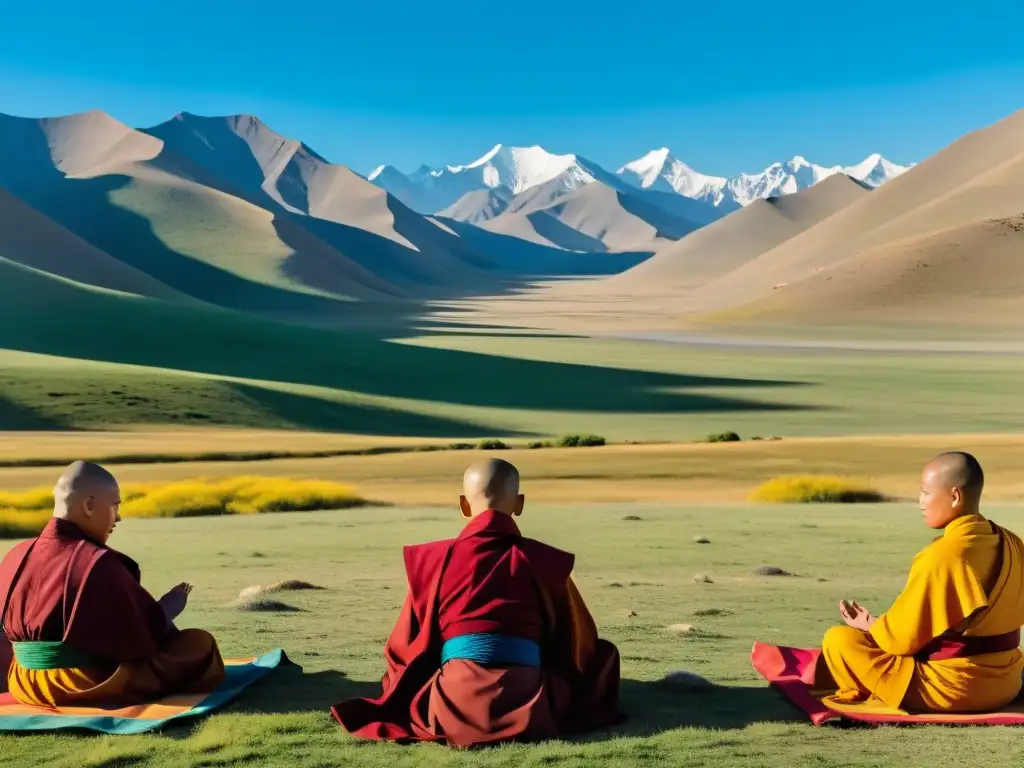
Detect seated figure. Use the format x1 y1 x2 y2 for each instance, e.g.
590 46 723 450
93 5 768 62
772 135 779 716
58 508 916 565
817 451 1024 713
0 461 225 708
332 458 623 746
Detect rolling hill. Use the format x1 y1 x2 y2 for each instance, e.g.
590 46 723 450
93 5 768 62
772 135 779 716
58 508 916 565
695 215 1024 331
604 174 872 290
683 109 1024 315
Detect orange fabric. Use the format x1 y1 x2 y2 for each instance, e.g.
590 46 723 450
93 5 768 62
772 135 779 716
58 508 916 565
820 514 1024 712
7 628 225 710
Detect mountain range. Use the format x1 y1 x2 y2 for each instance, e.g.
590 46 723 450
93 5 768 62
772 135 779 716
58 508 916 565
369 144 913 222
0 105 1019 352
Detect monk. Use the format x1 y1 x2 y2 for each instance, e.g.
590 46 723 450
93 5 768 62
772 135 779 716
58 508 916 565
816 451 1024 713
332 458 623 746
0 461 225 708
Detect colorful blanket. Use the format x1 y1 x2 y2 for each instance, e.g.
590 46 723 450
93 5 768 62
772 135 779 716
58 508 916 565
751 641 1024 726
0 648 287 734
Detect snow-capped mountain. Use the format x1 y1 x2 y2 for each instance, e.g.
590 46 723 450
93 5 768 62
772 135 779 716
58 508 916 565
372 143 913 218
370 144 606 214
618 148 912 209
618 148 730 206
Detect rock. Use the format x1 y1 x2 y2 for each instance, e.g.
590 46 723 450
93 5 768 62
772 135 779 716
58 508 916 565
232 597 302 612
755 565 791 576
694 536 711 544
626 610 638 617
692 574 714 584
623 515 643 521
668 623 696 634
660 670 715 691
693 607 730 617
606 582 625 588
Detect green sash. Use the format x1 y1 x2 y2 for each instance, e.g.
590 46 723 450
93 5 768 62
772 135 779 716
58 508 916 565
11 641 104 670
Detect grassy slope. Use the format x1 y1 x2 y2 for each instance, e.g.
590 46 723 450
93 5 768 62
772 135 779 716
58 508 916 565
3 505 1023 767
0 260 823 438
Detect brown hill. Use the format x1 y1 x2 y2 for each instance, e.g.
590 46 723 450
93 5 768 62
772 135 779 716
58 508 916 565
690 109 1024 312
605 174 871 290
697 215 1024 330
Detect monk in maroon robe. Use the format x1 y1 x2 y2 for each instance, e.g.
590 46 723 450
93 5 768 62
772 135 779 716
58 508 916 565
332 458 623 746
0 461 225 707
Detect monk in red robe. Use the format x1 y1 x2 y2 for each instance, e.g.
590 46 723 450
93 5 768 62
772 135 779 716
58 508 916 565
332 458 623 746
0 461 225 708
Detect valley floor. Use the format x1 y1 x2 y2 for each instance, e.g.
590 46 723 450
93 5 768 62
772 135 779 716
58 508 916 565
3 504 1024 768
4 431 1024 505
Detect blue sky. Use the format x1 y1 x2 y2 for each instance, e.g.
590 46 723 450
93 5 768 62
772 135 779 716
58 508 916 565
1 0 1022 176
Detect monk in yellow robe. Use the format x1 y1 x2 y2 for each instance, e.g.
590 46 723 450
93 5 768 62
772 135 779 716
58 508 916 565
0 461 225 708
817 451 1024 713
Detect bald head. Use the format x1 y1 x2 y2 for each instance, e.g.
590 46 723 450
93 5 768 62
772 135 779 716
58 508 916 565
54 461 121 542
919 451 984 528
926 452 984 502
460 458 524 518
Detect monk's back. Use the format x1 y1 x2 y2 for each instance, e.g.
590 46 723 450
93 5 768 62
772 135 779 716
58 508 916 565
436 527 555 642
3 528 107 643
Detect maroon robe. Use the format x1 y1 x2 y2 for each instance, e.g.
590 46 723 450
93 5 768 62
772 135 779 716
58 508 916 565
332 510 623 746
0 518 224 707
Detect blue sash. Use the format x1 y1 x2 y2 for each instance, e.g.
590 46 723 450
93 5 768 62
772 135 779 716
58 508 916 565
440 633 541 668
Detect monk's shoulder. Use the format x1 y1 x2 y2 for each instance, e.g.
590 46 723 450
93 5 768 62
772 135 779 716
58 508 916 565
402 539 453 582
517 537 575 580
918 534 967 565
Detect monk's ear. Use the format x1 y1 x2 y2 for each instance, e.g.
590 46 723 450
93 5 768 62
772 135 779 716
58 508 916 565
951 487 962 508
458 495 472 519
513 494 525 516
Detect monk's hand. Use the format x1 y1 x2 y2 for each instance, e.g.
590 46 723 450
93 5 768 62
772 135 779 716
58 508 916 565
158 582 192 620
839 600 876 631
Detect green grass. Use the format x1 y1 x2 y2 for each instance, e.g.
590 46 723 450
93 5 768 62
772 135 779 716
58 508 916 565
4 254 1024 441
4 504 1024 767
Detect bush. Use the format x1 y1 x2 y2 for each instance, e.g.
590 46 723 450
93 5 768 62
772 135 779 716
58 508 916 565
527 441 546 449
0 507 50 539
705 431 741 443
0 477 369 536
558 434 606 447
477 439 509 450
749 475 887 504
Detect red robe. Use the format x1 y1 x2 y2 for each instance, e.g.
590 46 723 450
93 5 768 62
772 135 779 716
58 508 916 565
332 510 623 745
0 518 224 706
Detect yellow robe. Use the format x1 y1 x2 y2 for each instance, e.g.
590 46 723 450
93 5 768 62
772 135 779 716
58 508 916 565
8 629 224 709
821 514 1024 712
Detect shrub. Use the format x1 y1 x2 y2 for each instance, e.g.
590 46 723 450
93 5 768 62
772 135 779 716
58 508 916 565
749 475 887 504
558 434 606 447
527 441 546 449
0 507 50 539
0 477 369 536
478 439 508 450
705 431 741 443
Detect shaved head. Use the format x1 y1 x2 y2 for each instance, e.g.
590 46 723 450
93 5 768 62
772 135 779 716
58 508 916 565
925 452 985 501
54 461 122 543
919 451 984 529
460 458 524 518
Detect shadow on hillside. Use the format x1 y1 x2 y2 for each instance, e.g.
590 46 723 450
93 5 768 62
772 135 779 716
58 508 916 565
218 665 800 735
0 121 664 334
226 383 518 437
440 217 652 275
0 396 70 430
0 277 816 415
